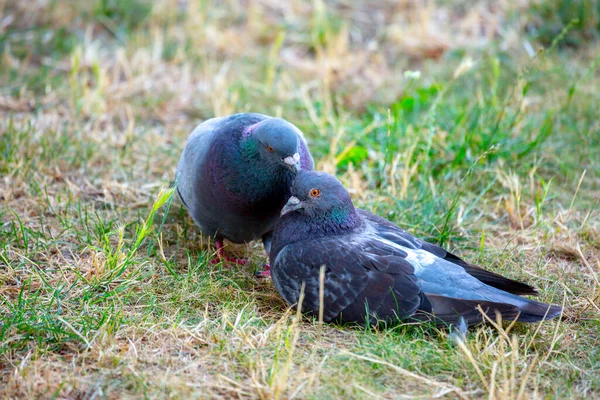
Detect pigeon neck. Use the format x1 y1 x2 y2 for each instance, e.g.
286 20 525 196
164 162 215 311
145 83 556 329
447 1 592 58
325 202 359 229
271 206 360 257
238 135 261 162
238 136 285 174
222 135 291 201
295 201 360 235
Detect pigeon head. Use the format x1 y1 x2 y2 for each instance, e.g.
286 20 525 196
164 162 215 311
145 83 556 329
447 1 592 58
281 171 357 225
251 118 302 172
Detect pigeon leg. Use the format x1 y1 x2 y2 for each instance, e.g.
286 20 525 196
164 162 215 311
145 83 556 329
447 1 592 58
254 233 272 277
255 263 271 278
261 231 273 256
210 239 248 265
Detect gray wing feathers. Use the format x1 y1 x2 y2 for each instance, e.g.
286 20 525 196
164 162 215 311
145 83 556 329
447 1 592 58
272 236 422 324
175 118 224 212
359 210 538 296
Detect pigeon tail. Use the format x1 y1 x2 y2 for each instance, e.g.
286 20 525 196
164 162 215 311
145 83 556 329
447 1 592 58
449 259 539 296
514 298 562 322
419 294 522 326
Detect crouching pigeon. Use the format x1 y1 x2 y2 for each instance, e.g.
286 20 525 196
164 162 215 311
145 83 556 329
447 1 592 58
270 171 562 327
175 113 314 267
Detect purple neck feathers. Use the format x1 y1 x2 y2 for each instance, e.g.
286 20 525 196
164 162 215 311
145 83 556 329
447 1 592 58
241 121 261 138
271 204 360 257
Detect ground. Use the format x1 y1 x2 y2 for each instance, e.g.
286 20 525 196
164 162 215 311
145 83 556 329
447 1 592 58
1 0 599 398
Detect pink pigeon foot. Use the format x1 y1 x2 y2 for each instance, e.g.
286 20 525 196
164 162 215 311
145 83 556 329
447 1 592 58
210 239 248 265
255 263 271 278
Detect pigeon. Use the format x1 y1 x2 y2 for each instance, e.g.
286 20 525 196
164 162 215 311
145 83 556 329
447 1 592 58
175 113 314 267
269 171 562 327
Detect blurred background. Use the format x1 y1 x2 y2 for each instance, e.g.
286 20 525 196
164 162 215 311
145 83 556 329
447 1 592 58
4 0 600 112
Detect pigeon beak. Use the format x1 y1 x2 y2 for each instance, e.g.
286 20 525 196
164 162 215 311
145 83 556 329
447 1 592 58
281 196 303 216
283 153 301 173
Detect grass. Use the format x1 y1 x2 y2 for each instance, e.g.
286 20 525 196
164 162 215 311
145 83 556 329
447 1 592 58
1 0 599 398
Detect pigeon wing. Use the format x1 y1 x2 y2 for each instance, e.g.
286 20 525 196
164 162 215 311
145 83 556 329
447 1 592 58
358 210 538 296
272 235 424 325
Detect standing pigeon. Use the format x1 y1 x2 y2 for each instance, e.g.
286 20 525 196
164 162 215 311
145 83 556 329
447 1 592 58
270 171 562 327
176 113 314 266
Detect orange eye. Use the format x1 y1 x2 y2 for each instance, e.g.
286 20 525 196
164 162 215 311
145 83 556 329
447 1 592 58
267 145 275 152
310 189 320 197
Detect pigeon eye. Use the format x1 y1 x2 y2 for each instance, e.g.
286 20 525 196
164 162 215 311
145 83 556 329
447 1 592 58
267 145 275 152
310 189 320 197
